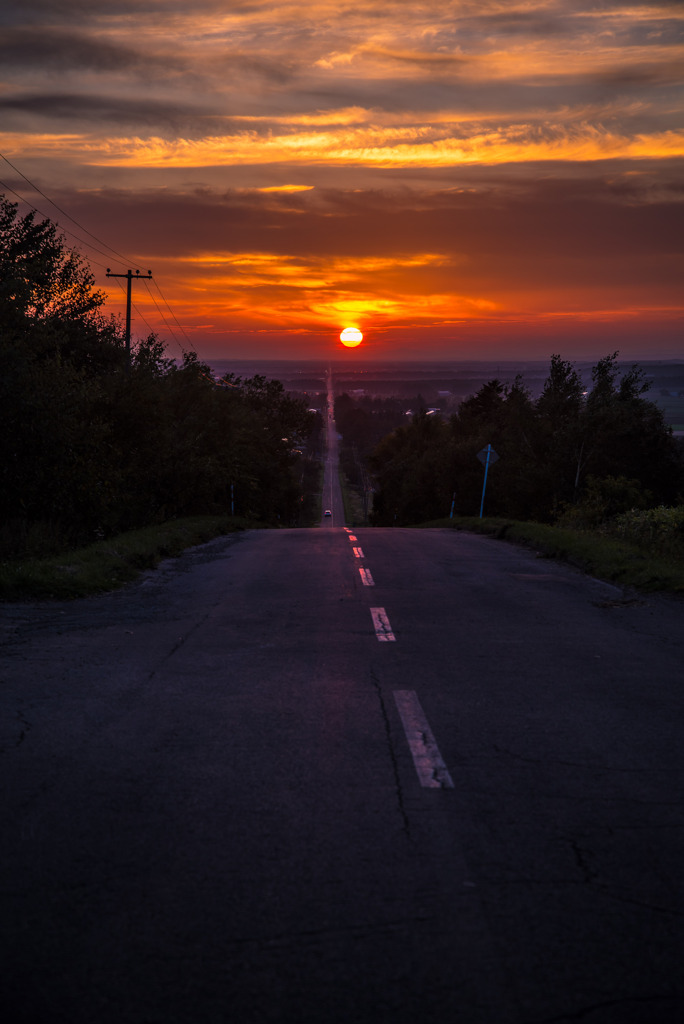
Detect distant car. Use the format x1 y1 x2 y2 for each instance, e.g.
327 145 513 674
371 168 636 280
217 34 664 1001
324 509 332 516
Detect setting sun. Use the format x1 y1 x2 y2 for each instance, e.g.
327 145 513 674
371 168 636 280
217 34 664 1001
4 2 682 362
340 327 363 347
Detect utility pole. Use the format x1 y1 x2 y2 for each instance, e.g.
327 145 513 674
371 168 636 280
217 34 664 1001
106 268 153 370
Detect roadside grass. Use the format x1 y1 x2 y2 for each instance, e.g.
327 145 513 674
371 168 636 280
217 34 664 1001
338 468 365 527
8 505 683 601
337 467 353 525
0 515 259 601
420 516 684 594
340 471 370 527
311 463 324 524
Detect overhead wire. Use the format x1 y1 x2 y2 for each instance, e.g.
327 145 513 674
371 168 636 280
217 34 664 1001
142 277 192 359
0 176 117 272
0 153 235 385
0 173 163 353
0 152 141 270
110 277 157 339
150 278 198 352
142 278 237 387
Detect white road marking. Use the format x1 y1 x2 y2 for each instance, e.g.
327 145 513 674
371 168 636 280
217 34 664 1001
348 534 357 542
353 547 365 558
359 567 375 586
393 691 454 789
370 607 395 641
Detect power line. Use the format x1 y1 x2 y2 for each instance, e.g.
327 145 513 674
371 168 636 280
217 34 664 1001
142 278 193 357
0 176 120 272
0 153 233 387
151 278 200 353
108 278 224 389
110 277 157 338
106 269 153 370
0 152 140 270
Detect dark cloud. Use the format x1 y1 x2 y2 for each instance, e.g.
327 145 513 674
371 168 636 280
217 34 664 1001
2 0 682 355
589 61 684 87
365 49 472 73
204 52 299 86
595 16 684 49
463 4 683 47
453 10 568 40
0 27 299 96
73 178 684 281
0 27 160 73
0 93 219 133
2 0 231 23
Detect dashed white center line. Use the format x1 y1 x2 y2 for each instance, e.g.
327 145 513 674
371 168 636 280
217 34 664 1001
393 691 454 789
353 547 365 558
359 567 375 586
370 607 395 641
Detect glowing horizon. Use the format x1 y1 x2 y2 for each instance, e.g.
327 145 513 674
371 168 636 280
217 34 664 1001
1 0 682 360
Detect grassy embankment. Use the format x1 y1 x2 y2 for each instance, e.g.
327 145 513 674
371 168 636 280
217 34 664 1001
0 516 258 601
421 516 684 594
336 451 684 594
4 507 683 601
337 467 366 527
310 463 325 524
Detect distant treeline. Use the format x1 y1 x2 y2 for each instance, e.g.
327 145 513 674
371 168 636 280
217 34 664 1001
335 358 684 526
0 195 322 558
333 392 426 509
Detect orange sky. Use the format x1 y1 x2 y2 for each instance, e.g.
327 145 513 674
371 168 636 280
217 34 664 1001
1 1 683 360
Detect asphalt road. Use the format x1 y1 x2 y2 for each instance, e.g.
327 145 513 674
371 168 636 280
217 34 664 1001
2 522 684 1021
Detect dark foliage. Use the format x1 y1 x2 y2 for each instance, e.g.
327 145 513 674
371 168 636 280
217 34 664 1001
369 354 684 526
334 392 424 520
0 196 320 557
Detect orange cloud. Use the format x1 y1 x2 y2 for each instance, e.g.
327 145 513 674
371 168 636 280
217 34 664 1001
3 1 683 359
75 120 684 169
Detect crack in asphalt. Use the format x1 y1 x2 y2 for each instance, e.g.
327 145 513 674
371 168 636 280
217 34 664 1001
369 666 411 840
492 744 684 775
145 603 221 682
568 839 599 883
521 992 676 1022
608 821 684 830
15 707 31 747
591 886 684 917
471 873 684 917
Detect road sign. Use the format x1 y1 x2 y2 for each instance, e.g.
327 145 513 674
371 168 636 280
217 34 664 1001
477 445 499 466
476 444 499 517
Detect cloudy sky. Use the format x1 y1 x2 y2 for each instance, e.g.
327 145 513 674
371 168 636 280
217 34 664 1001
1 0 683 361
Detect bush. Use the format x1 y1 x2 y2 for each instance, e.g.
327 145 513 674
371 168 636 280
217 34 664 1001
557 475 654 529
607 505 684 554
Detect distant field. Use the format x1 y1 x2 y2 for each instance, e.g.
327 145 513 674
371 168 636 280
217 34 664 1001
655 395 684 431
205 358 684 430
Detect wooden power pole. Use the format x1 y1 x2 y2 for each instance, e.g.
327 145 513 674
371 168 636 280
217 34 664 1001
106 268 153 369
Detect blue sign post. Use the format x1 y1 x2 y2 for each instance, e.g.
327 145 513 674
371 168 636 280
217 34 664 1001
476 444 499 518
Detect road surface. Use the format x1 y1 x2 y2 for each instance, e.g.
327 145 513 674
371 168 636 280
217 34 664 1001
2 441 684 1023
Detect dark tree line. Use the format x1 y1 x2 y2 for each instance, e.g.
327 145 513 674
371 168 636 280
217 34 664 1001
334 392 425 495
369 355 684 526
0 196 320 557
